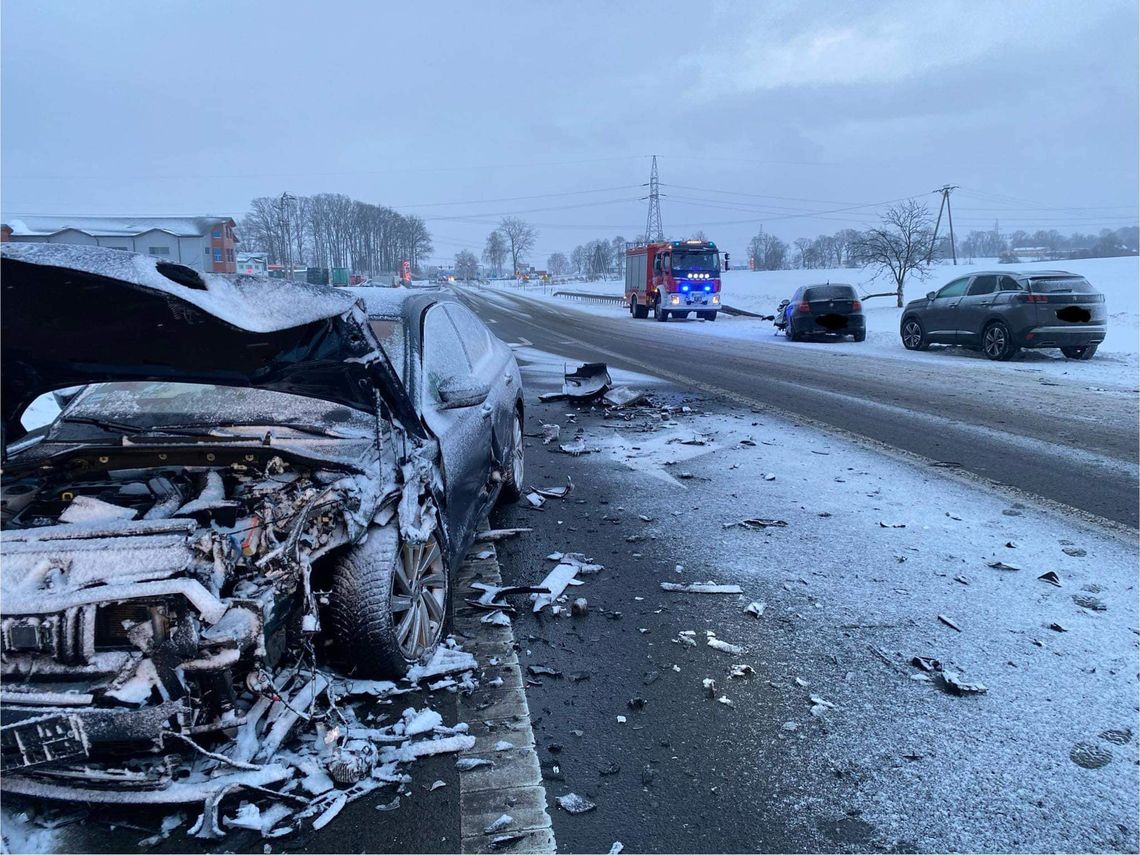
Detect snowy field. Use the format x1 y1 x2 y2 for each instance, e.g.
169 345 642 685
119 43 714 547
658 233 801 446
482 257 1140 390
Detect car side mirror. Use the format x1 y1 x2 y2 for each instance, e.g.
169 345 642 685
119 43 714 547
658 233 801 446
437 376 491 410
926 291 937 301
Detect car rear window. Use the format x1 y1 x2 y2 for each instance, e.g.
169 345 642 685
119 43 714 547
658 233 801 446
805 285 857 301
1027 276 1097 294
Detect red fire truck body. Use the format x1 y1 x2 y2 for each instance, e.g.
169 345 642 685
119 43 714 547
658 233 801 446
624 240 721 321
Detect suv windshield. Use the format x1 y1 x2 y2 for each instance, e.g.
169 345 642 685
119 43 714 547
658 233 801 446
671 251 720 272
1027 276 1097 294
58 381 374 435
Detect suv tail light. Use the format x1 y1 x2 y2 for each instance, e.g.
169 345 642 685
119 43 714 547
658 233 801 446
797 301 810 312
1016 294 1049 303
852 300 862 311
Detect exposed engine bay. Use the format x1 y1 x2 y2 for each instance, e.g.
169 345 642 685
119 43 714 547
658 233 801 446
0 444 394 790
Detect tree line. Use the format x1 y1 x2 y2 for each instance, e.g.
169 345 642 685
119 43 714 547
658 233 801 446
240 193 433 275
749 222 1139 273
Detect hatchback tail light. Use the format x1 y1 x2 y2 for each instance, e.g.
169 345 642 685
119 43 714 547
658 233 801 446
852 300 862 311
1016 294 1049 303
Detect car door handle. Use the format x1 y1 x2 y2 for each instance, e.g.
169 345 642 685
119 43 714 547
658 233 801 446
504 373 514 385
480 402 493 418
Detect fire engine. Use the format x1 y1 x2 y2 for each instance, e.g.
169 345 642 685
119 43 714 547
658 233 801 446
625 239 721 322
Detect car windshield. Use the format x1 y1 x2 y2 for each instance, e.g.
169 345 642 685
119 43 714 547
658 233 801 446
1027 276 1097 294
57 381 375 435
672 251 719 272
805 285 857 300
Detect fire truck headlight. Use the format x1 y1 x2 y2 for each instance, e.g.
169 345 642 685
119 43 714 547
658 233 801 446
712 294 720 304
670 295 681 305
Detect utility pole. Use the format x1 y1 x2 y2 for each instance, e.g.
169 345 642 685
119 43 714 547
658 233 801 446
643 155 664 243
928 184 958 264
280 191 296 278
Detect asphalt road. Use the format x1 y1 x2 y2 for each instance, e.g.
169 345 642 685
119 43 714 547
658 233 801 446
454 288 1139 529
482 369 1139 854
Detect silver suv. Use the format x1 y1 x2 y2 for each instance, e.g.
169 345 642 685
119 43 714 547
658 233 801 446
899 270 1106 361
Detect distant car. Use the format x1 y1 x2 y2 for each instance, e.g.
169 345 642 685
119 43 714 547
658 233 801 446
780 283 865 342
899 270 1106 361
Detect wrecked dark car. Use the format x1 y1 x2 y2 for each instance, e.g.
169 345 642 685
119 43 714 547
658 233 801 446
0 244 524 805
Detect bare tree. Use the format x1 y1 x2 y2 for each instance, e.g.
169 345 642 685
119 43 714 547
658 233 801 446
547 252 570 276
748 231 788 271
570 244 586 275
482 230 508 278
499 217 537 275
454 249 479 281
610 236 627 278
852 200 935 307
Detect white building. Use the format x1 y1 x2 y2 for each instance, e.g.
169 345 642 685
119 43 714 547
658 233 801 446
1 215 239 273
236 252 268 276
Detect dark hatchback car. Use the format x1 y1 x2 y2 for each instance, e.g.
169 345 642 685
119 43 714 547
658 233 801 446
780 283 866 342
0 244 523 802
900 270 1107 361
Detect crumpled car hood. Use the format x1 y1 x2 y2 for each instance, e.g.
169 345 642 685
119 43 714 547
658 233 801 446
1 243 423 440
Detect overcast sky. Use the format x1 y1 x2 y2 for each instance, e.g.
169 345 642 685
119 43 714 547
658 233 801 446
3 0 1137 264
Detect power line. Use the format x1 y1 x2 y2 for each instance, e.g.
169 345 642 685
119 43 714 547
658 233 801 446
392 185 644 209
421 196 642 223
3 155 649 183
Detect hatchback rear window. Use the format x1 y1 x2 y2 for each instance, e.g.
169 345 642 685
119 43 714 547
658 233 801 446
1027 276 1097 294
805 285 857 300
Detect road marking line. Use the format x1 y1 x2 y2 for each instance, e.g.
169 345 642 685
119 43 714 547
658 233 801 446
454 544 555 854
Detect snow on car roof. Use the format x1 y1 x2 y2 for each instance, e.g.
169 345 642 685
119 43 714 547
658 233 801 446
2 243 360 334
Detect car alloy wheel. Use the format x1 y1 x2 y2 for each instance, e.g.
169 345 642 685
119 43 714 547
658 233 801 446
392 538 448 660
902 319 925 350
982 322 1015 361
510 413 525 489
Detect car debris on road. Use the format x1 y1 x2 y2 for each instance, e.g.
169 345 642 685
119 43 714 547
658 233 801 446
563 363 612 401
660 581 744 594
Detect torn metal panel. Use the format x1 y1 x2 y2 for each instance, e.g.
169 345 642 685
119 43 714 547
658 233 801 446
563 363 612 401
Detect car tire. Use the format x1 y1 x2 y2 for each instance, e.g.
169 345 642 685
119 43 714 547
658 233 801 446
1061 344 1098 360
787 319 801 342
901 317 928 351
497 409 525 505
655 295 668 322
982 321 1020 361
331 524 449 679
853 330 866 342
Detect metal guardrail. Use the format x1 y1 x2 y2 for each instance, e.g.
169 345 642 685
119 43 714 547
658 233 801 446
552 290 767 318
551 290 627 305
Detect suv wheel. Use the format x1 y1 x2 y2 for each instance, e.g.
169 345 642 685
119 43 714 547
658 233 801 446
1060 344 1098 360
982 321 1020 361
901 317 928 350
331 525 448 678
